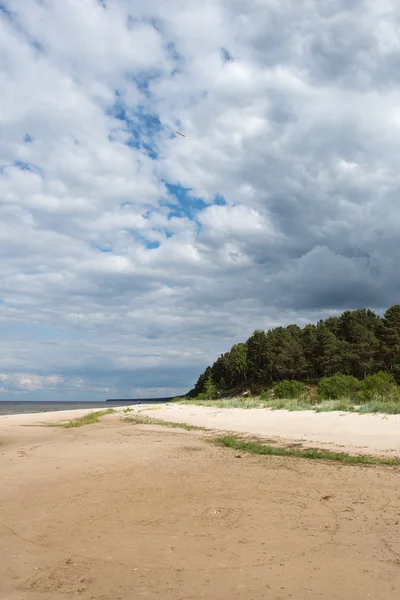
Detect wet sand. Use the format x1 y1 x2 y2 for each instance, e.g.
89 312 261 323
1 407 400 599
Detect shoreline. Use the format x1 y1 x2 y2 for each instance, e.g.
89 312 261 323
0 404 135 424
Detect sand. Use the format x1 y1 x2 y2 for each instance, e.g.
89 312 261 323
1 406 400 599
138 403 400 457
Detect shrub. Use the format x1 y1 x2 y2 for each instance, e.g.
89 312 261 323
358 372 399 402
317 374 359 400
274 380 306 399
259 389 269 401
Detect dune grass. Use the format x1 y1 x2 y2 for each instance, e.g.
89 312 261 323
59 409 115 428
123 412 399 466
213 436 400 466
177 395 400 414
357 400 400 414
124 414 208 431
176 397 276 409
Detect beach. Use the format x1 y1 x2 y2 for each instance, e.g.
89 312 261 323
1 405 400 599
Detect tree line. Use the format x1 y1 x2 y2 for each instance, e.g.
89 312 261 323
189 304 400 397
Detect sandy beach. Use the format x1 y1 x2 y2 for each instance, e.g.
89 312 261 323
1 405 400 599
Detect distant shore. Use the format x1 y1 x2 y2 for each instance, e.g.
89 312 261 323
0 399 171 417
106 396 176 402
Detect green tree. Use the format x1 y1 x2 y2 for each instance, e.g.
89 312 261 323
218 377 227 391
189 366 212 397
246 330 270 382
190 304 400 396
315 323 343 377
228 343 248 385
301 324 319 379
380 305 400 378
203 374 217 400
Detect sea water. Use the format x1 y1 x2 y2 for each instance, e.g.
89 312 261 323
0 400 160 416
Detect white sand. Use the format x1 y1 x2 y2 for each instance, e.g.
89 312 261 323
140 403 400 457
1 403 399 457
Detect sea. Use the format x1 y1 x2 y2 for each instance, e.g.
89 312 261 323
0 400 168 416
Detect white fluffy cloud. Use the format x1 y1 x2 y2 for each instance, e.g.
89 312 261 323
1 0 400 399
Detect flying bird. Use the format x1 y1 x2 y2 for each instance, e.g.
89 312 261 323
176 131 186 137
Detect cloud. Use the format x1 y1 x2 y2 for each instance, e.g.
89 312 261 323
0 0 400 398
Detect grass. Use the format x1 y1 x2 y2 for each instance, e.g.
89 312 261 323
177 395 400 414
124 414 208 431
62 408 400 466
314 399 354 412
213 436 400 466
358 400 400 415
175 397 276 409
175 396 318 410
58 409 115 428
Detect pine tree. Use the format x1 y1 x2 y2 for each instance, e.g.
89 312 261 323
203 374 217 400
380 305 400 377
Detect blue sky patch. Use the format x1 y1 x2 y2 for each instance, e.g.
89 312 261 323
0 4 13 19
221 47 233 62
130 232 160 250
214 194 227 206
163 183 227 220
1 5 44 52
14 160 43 176
109 92 162 159
94 245 112 253
164 182 207 220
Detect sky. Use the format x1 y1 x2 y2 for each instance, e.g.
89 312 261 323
1 0 400 401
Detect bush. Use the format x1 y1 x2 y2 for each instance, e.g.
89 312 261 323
274 380 306 399
259 389 269 401
358 372 399 402
317 374 359 400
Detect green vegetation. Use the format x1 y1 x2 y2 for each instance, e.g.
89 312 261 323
177 397 275 409
189 304 400 398
358 400 400 415
59 409 115 428
124 413 398 467
274 380 306 399
358 371 398 402
194 374 218 400
212 436 400 466
124 415 208 431
317 373 359 400
177 386 400 414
